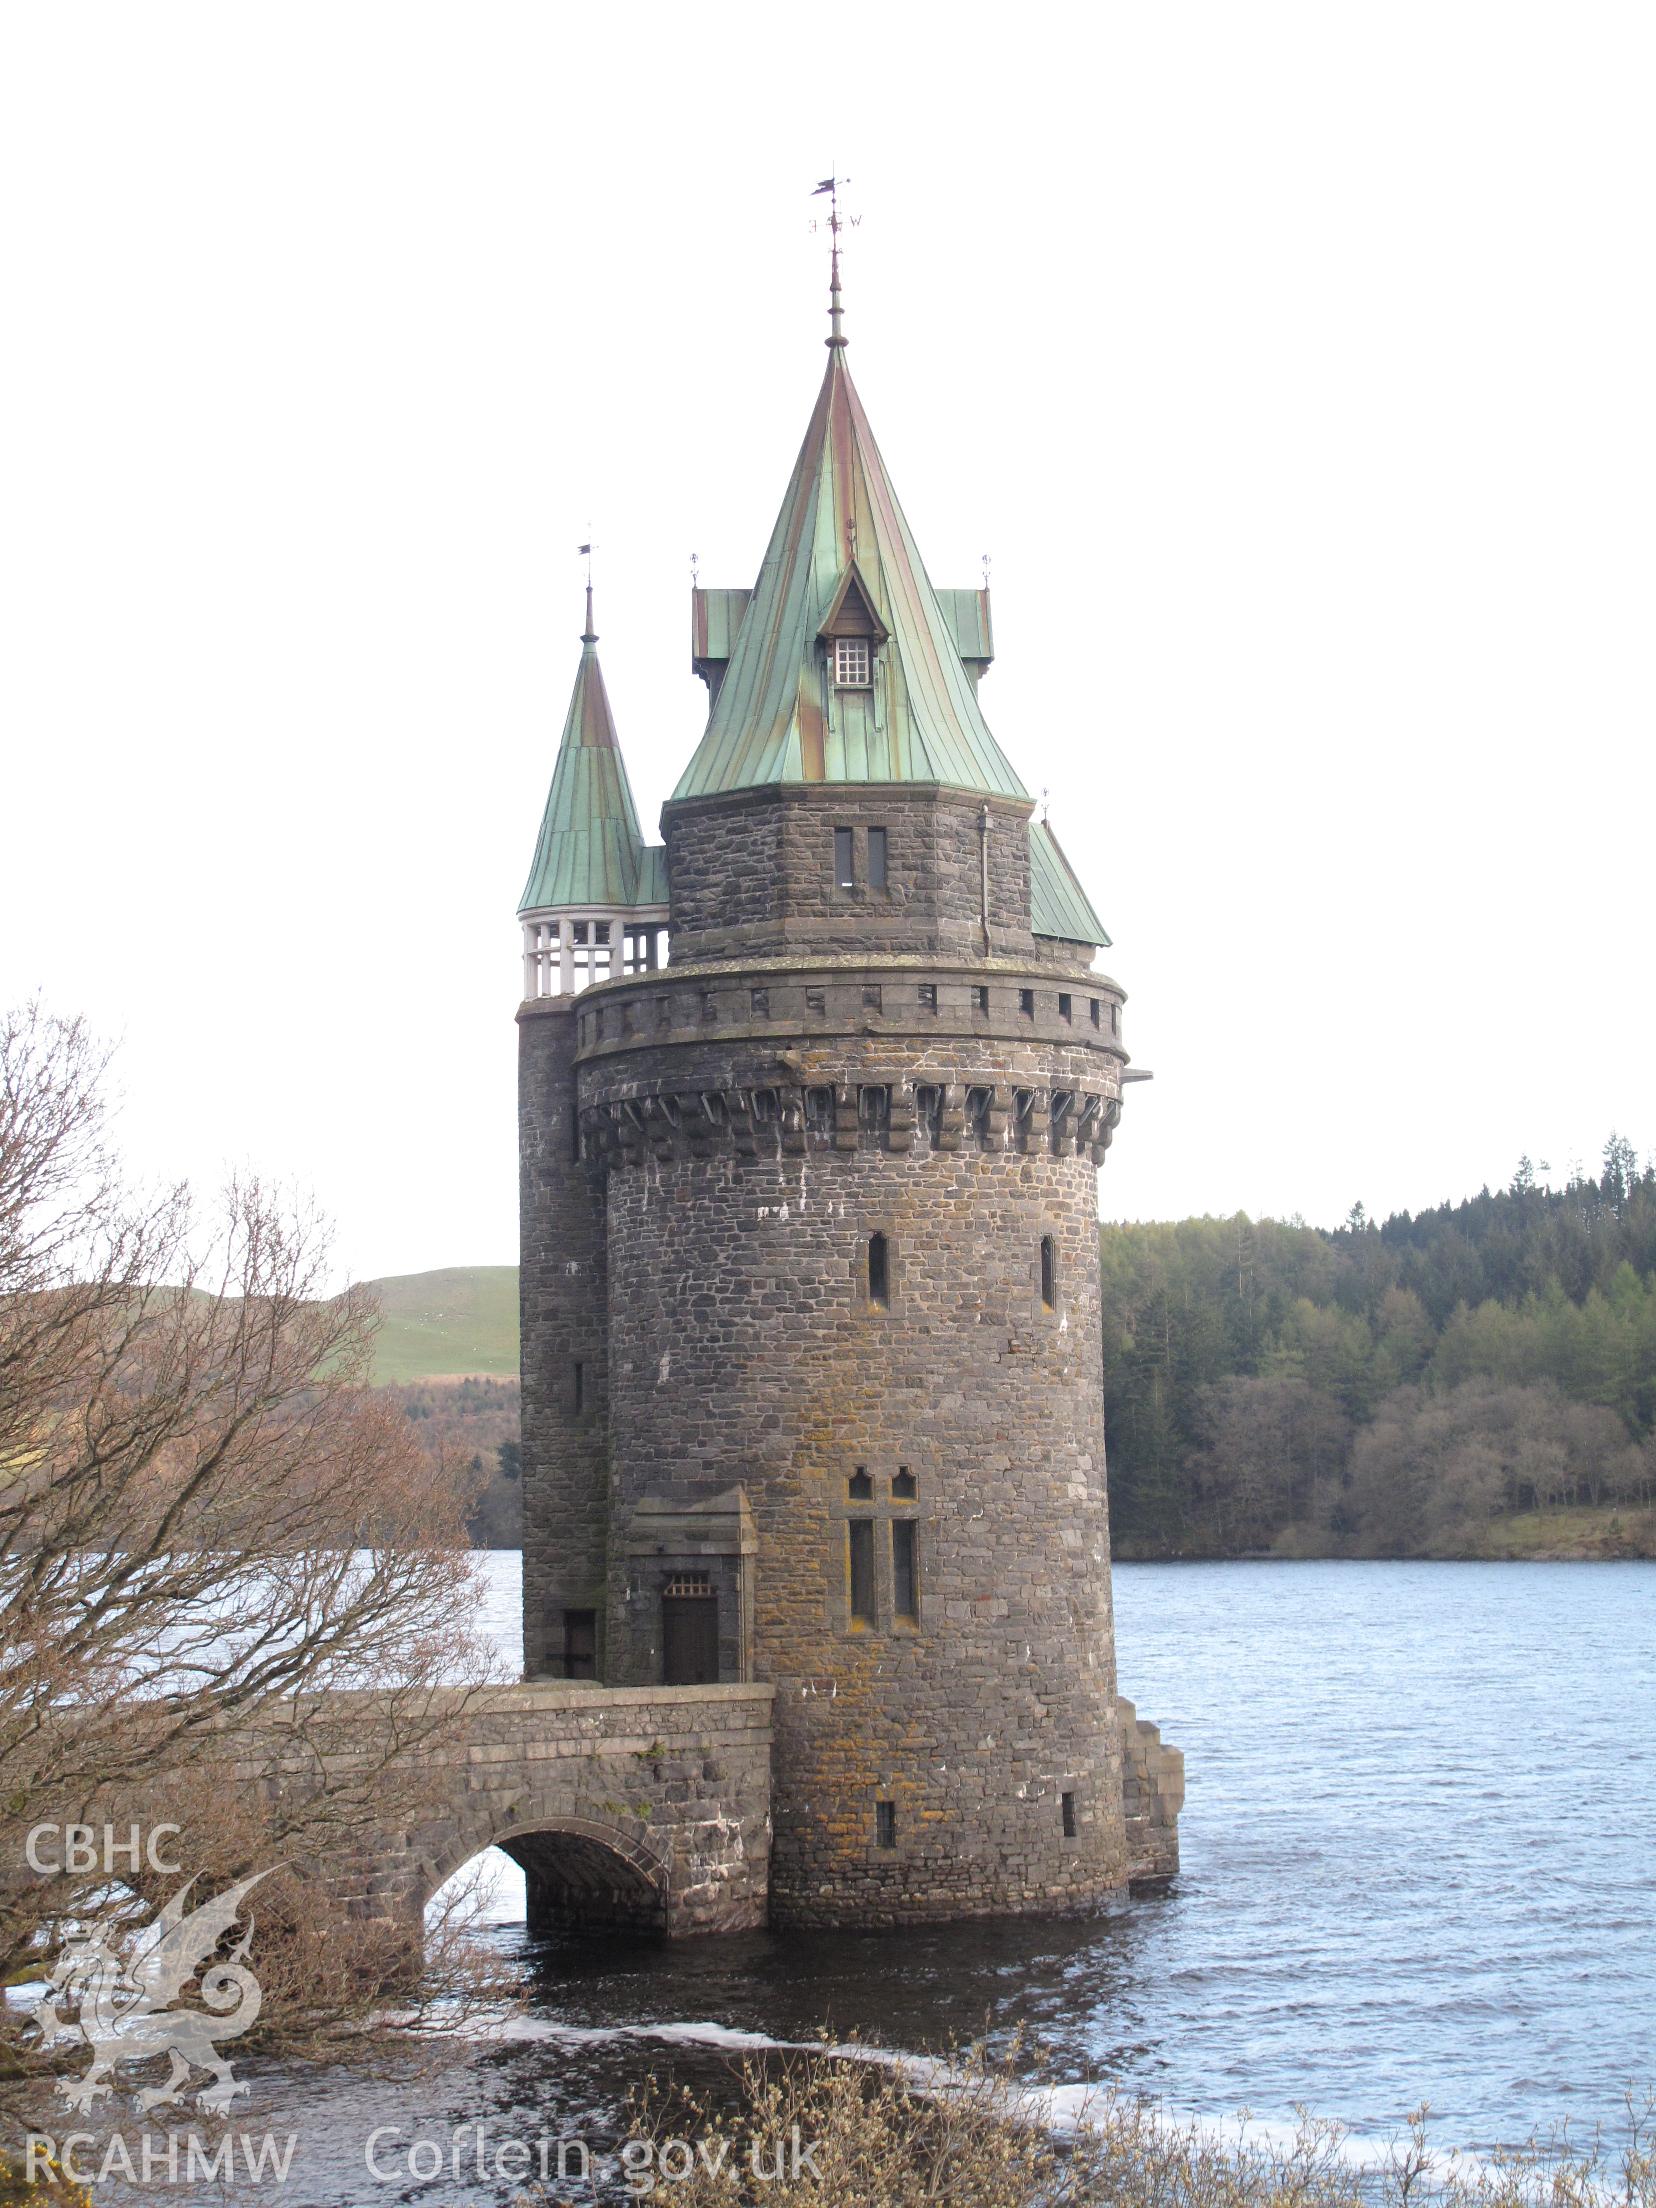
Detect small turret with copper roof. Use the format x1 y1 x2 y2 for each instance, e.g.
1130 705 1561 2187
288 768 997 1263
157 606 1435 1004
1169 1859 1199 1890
517 579 668 999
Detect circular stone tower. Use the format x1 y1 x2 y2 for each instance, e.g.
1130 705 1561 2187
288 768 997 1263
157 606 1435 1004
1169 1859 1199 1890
518 300 1142 1925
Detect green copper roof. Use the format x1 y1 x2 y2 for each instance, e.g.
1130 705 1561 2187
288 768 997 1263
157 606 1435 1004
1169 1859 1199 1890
1029 820 1110 946
519 612 664 914
673 349 1028 802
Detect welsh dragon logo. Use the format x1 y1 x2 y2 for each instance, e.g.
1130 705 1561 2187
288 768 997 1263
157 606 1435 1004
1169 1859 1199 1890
34 1870 271 2114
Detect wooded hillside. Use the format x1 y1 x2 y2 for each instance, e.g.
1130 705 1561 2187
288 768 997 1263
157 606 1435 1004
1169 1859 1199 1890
1102 1138 1656 1556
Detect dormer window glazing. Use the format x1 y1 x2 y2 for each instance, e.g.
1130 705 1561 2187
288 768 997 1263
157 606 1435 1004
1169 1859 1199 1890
833 635 872 687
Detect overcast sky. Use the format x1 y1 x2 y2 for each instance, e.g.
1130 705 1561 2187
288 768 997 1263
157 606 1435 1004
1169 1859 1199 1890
3 4 1652 1283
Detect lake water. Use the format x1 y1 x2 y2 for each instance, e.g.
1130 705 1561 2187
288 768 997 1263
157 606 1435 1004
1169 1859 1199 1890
77 1558 1656 2202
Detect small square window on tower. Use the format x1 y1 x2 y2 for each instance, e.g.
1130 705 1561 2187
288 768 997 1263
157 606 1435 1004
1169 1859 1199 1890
834 635 872 687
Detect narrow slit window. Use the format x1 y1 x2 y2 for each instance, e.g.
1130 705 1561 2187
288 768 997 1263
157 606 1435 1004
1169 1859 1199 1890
866 826 888 889
848 1520 876 1623
1090 998 1101 1028
876 1800 897 1849
1062 1790 1077 1839
1019 988 1035 1017
750 987 769 1016
835 826 856 888
573 1359 586 1412
834 635 872 687
973 985 990 1014
917 983 937 1012
1058 992 1073 1022
868 1231 890 1307
892 1518 919 1620
1040 1236 1057 1310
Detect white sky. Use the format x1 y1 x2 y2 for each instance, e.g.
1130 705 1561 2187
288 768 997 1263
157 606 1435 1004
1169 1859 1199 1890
2 4 1652 1283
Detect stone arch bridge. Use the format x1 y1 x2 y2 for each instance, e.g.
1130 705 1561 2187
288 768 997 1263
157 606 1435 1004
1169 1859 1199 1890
318 1684 1178 1941
93 1682 1178 1943
322 1683 777 1939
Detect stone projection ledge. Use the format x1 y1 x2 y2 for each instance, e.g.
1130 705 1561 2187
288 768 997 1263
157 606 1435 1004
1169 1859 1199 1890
1118 1699 1185 1883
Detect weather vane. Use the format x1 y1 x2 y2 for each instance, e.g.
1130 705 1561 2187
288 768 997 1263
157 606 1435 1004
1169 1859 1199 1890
811 173 857 347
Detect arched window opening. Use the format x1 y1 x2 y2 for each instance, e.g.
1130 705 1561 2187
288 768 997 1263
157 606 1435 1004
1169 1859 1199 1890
868 1231 890 1308
849 1468 874 1501
1040 1235 1057 1311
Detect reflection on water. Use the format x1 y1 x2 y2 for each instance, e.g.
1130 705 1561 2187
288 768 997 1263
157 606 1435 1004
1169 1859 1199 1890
78 1558 1656 2203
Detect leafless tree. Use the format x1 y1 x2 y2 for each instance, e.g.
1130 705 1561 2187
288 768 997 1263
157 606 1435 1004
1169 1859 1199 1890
0 1003 509 2087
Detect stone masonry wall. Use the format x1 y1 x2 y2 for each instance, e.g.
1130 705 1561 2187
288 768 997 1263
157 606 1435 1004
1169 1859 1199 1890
591 1006 1130 1926
518 1004 610 1678
664 785 1037 964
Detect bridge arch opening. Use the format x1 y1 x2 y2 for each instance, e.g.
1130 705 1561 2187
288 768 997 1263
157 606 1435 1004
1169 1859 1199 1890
424 1820 668 1944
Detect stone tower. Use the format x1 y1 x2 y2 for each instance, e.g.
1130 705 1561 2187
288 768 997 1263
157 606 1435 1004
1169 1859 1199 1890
517 293 1147 1926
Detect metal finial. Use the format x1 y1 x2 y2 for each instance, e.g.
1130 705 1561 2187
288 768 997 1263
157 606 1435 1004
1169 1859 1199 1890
578 540 597 642
813 174 851 349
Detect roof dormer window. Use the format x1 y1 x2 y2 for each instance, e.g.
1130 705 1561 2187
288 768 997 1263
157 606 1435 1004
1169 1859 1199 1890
834 635 872 688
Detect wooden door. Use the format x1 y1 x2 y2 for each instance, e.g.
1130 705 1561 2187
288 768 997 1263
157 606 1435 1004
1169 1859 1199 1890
661 1595 719 1685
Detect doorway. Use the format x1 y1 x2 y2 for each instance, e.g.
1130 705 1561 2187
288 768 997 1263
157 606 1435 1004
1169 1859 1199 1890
661 1577 719 1685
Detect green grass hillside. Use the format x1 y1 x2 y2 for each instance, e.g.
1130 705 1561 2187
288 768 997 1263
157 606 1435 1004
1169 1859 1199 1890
365 1266 519 1384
